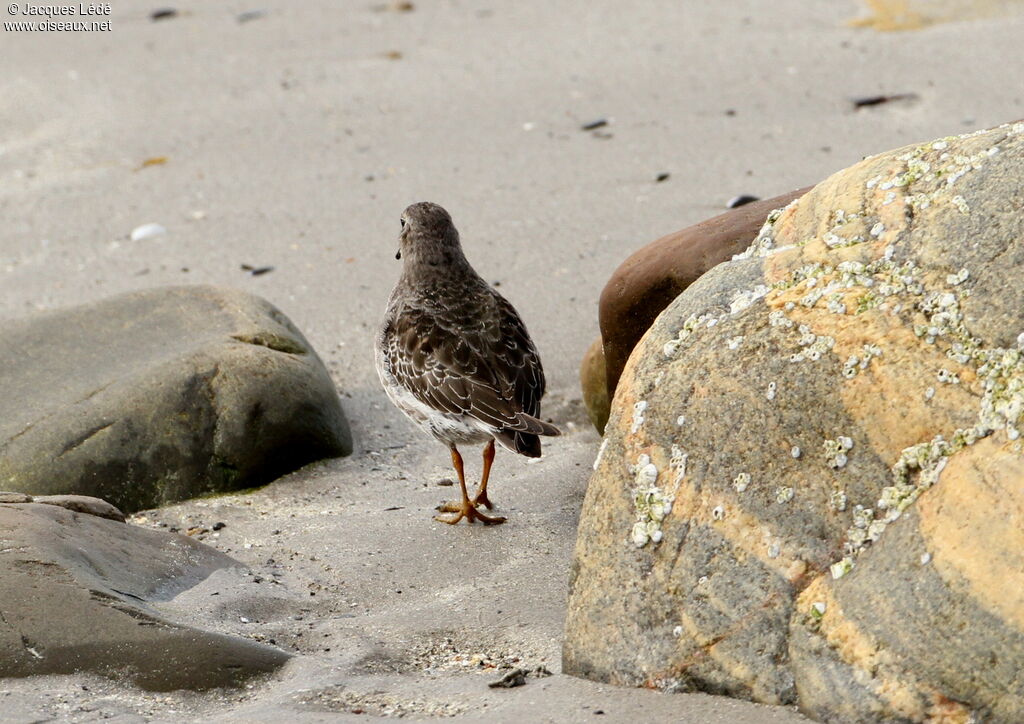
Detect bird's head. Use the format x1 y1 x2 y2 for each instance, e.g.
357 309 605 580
396 202 465 268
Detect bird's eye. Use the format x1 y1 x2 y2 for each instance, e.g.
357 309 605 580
400 218 407 229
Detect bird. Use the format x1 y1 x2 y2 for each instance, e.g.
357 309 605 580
375 202 560 525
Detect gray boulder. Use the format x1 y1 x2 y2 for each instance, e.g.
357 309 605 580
0 285 352 513
0 497 290 690
564 121 1024 722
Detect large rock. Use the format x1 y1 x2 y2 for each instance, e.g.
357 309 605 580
598 188 811 401
564 121 1024 722
0 496 290 689
0 285 352 513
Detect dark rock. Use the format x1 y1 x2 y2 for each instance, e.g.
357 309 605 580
565 122 1024 722
0 285 352 513
598 187 812 400
0 502 289 689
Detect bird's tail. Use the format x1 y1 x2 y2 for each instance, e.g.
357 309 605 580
515 412 561 437
494 413 560 458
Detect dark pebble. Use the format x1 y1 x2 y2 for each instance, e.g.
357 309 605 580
727 194 760 209
655 172 670 183
852 92 919 109
150 8 178 21
212 521 226 531
581 119 608 131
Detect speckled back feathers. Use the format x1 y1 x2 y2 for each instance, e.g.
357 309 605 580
376 202 559 456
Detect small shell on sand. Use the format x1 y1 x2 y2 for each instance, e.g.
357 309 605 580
130 223 167 241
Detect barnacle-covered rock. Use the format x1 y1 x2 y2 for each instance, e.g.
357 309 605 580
564 121 1024 722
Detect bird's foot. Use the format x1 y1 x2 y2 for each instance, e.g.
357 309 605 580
437 492 493 511
434 500 505 525
471 490 494 509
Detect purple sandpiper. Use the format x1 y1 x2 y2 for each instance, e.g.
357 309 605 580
375 202 560 525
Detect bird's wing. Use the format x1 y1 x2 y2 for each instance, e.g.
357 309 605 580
384 291 547 434
493 293 546 419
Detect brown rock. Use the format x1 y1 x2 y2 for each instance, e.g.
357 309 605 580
564 121 1024 722
580 337 610 434
598 188 812 399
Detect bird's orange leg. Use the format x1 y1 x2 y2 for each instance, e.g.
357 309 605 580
472 439 496 509
434 445 505 525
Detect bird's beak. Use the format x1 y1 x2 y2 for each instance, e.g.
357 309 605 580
395 249 402 260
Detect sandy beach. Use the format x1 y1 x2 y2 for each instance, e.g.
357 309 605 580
2 1 1023 721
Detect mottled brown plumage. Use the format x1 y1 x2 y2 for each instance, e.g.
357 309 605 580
375 202 559 524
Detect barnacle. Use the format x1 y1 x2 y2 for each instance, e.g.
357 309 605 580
830 557 853 579
823 437 853 469
663 313 712 357
630 455 676 548
729 285 770 314
732 206 791 259
631 400 648 433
